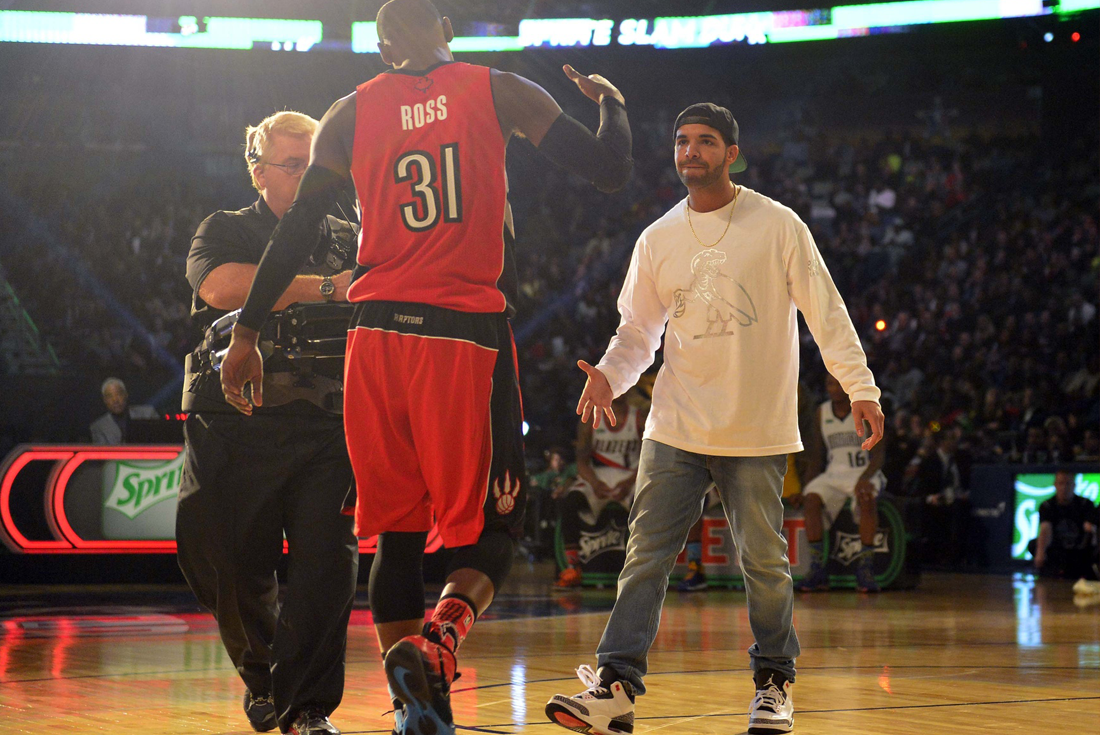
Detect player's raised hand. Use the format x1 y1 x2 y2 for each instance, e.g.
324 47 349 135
563 64 625 106
220 325 265 416
852 400 885 451
576 360 616 429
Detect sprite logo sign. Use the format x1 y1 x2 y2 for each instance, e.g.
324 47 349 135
831 529 889 566
103 455 186 519
578 520 628 563
1012 473 1100 560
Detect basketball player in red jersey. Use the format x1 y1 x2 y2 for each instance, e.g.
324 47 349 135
220 1 632 733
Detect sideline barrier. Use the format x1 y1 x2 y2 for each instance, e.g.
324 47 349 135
0 444 442 555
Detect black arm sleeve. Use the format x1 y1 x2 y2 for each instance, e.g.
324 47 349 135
237 165 346 331
536 97 633 194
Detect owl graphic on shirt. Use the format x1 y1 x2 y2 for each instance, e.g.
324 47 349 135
672 249 758 339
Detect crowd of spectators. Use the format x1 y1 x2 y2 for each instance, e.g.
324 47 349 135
1 102 1097 468
852 132 1100 466
511 118 1100 469
2 172 215 372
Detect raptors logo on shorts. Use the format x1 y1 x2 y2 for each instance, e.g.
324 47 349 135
493 470 522 515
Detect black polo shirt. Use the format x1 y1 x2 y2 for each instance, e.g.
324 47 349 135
183 196 356 413
1039 494 1100 550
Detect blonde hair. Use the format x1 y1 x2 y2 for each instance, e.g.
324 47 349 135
244 111 318 191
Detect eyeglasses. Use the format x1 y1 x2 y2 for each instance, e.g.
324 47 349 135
261 159 308 176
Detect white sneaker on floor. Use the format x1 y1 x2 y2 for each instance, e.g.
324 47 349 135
545 664 635 734
1073 578 1100 596
748 670 794 734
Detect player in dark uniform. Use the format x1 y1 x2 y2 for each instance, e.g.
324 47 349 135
218 2 633 734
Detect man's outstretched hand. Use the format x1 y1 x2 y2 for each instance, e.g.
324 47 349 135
852 400 885 450
576 360 616 429
563 64 625 107
220 325 264 416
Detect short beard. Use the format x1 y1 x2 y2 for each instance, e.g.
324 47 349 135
677 161 725 189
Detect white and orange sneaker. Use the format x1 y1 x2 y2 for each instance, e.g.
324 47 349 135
545 664 635 734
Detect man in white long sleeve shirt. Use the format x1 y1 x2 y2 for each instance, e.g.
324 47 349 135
546 103 885 735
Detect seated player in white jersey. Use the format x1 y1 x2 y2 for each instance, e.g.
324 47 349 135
556 391 647 587
793 373 886 593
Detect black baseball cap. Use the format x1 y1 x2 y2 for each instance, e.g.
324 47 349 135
674 103 747 173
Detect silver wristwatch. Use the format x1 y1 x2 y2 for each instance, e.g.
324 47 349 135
319 276 335 301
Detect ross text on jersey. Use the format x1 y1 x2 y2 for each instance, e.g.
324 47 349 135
401 96 448 131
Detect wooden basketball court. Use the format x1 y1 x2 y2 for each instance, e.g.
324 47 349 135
1 570 1097 734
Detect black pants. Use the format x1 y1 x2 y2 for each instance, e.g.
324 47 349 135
176 410 359 732
1028 540 1100 580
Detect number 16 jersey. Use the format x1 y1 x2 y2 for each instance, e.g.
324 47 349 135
348 61 512 314
818 399 879 483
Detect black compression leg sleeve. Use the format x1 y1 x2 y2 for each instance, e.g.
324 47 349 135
537 97 633 193
369 531 427 623
446 530 515 592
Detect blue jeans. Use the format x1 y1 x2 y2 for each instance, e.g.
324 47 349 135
596 440 799 694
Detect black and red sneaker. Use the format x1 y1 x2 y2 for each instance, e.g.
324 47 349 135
384 633 457 735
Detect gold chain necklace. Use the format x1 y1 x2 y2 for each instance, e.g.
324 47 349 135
686 185 740 248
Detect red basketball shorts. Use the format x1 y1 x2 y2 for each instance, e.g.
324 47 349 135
344 301 526 548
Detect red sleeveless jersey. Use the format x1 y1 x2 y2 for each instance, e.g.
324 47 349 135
348 61 509 313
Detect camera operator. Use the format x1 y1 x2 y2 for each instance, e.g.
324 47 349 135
175 111 358 735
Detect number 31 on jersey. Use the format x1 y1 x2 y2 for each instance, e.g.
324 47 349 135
394 143 462 232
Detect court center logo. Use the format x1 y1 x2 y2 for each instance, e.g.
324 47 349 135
492 470 521 515
832 529 889 566
103 455 185 520
672 249 758 339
